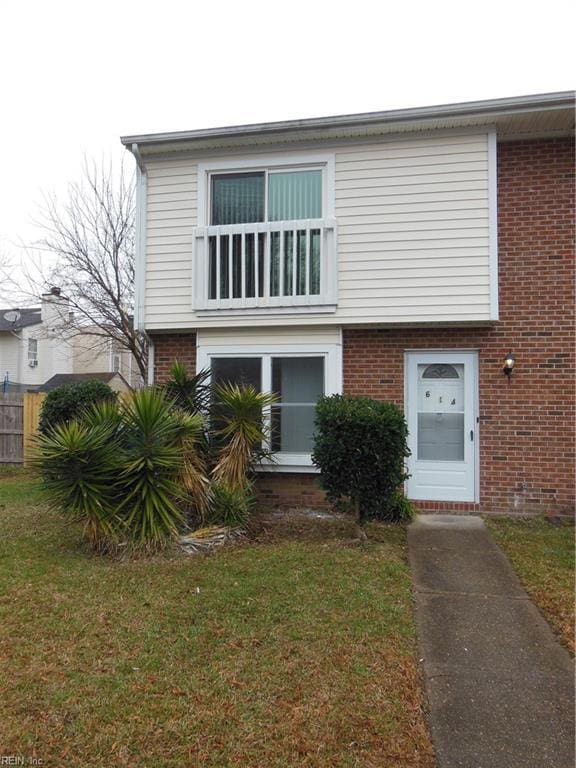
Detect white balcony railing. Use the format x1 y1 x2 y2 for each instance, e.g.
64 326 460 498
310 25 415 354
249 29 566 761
193 219 337 311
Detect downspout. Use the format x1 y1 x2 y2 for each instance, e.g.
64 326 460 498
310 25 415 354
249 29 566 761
132 143 147 335
131 143 154 385
147 341 155 387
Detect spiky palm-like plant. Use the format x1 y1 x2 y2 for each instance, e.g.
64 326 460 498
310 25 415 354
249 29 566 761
164 362 212 415
36 381 276 552
181 447 212 520
36 389 210 552
34 419 122 551
204 482 254 527
118 388 205 550
82 398 124 432
211 383 277 490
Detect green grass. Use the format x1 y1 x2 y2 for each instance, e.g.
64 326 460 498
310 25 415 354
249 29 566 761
0 472 434 767
487 517 575 654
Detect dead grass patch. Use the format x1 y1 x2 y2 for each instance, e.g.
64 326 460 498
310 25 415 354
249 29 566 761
487 517 574 654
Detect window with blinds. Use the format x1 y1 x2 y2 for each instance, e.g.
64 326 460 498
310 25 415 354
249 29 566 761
196 160 336 311
210 168 322 225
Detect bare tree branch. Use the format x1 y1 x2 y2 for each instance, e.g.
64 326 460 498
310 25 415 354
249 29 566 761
1 158 147 380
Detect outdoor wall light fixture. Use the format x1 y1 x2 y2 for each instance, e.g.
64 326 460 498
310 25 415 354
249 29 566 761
503 352 515 383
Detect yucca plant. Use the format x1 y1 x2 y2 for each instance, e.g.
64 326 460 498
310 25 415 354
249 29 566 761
164 361 212 415
35 378 276 554
211 383 277 490
163 362 211 474
205 482 255 528
117 388 206 550
33 419 122 551
181 447 212 520
82 398 124 432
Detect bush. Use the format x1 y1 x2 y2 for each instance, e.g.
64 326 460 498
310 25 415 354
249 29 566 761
36 370 274 554
39 380 117 435
35 388 205 553
118 388 206 551
387 491 417 523
312 395 411 527
204 482 254 528
34 416 122 552
211 383 277 490
164 361 212 415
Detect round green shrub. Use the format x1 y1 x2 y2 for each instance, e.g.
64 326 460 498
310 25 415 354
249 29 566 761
39 380 118 435
312 394 412 524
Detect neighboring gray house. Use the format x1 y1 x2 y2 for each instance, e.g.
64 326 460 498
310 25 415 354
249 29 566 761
1 289 141 392
0 290 72 392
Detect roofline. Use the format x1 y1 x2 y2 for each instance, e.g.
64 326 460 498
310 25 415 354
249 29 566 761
121 91 574 147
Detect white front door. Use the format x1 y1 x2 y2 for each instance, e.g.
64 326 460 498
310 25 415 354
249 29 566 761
406 351 478 502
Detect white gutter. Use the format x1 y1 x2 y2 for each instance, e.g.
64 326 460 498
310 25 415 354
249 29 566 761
120 91 574 147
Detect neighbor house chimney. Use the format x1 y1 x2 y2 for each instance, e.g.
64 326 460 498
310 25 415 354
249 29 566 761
41 287 69 330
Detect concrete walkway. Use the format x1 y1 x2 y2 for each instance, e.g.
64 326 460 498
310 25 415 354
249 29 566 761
408 515 575 768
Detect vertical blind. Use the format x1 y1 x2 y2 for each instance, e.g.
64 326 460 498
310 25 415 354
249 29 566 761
268 170 322 221
211 169 322 224
211 173 265 225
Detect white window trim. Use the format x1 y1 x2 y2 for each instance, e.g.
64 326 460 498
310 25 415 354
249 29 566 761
108 339 122 374
193 152 337 317
197 152 336 226
27 337 39 371
196 341 342 472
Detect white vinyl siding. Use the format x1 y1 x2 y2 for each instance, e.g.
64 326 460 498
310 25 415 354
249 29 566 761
335 134 490 322
197 326 341 349
145 158 198 320
0 335 20 385
143 132 493 329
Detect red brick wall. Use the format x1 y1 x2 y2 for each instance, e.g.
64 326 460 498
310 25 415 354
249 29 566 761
344 138 575 515
255 473 329 512
151 333 197 383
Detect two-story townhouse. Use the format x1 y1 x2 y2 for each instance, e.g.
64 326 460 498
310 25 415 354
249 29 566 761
122 92 575 516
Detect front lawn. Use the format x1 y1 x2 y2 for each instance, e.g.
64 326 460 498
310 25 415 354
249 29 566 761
487 517 575 654
0 472 434 767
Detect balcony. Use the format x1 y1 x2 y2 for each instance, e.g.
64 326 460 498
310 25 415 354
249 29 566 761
193 219 337 313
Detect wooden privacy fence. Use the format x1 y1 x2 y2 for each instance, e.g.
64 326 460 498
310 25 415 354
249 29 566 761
0 394 23 463
0 392 46 465
23 393 46 465
1 392 134 466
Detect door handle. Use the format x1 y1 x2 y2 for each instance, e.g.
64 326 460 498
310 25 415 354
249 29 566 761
470 430 474 441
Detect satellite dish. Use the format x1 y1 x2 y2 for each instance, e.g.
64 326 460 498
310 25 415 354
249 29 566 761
3 310 21 324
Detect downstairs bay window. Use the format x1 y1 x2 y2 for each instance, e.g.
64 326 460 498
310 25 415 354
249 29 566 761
199 343 342 470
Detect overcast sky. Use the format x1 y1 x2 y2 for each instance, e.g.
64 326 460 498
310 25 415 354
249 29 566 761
1 0 573 283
